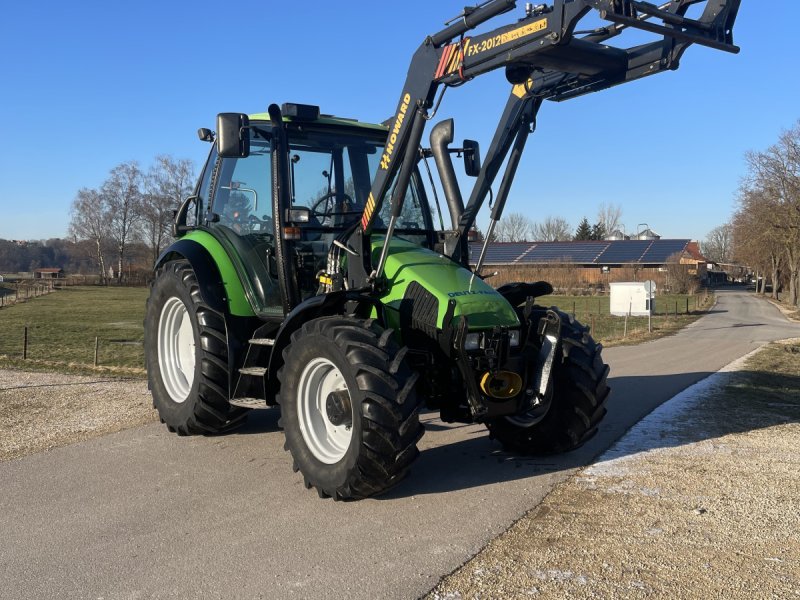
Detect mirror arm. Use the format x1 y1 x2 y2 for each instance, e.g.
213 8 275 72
172 195 198 237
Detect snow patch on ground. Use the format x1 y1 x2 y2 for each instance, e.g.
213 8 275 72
585 346 764 478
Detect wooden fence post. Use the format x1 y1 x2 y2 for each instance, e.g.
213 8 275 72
94 337 99 367
23 326 28 360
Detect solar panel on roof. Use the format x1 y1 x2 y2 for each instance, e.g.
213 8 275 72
521 242 609 263
468 240 691 265
595 240 652 263
469 242 535 264
640 240 689 263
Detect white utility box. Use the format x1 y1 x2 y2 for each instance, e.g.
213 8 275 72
610 281 655 316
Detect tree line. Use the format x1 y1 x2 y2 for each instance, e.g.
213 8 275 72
0 238 90 275
68 156 195 283
490 202 623 242
731 120 800 305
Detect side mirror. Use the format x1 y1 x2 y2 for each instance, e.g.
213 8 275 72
463 139 481 177
216 113 250 158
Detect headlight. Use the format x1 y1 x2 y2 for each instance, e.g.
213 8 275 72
464 330 520 350
464 333 482 351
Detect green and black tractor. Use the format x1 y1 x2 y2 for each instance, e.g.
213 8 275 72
144 0 740 499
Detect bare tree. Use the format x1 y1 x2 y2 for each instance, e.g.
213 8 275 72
703 223 734 264
531 216 571 241
665 251 699 294
734 189 783 298
143 155 195 264
103 161 144 283
68 188 110 283
597 202 623 236
740 121 800 305
494 212 532 242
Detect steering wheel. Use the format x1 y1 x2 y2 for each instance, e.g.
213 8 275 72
310 191 354 219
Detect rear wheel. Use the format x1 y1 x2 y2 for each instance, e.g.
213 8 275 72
486 312 610 454
277 317 422 500
144 260 247 435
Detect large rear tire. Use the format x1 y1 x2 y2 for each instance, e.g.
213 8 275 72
486 312 610 454
277 317 422 500
144 260 247 435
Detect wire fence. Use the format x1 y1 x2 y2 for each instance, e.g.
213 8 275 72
0 282 58 308
533 289 714 343
0 284 148 373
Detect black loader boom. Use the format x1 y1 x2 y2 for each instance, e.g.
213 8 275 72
335 0 740 289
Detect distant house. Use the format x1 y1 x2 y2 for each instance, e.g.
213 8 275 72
680 242 712 282
34 268 64 279
682 241 731 284
468 239 698 290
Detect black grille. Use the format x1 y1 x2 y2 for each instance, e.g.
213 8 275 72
400 281 440 337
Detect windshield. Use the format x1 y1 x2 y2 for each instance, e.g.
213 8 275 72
288 127 433 232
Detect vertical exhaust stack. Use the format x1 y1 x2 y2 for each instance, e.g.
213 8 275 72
429 119 464 230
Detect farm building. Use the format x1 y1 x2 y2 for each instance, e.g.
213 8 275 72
34 268 64 279
468 239 709 292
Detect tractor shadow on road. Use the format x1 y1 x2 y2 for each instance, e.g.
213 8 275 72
233 409 282 434
218 369 799 499
383 427 585 499
383 369 800 499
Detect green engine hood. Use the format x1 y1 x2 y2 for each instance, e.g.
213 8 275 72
373 237 519 330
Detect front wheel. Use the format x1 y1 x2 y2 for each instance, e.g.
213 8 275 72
277 317 423 500
486 312 610 454
144 260 247 435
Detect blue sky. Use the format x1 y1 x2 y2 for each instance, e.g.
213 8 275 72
0 1 796 243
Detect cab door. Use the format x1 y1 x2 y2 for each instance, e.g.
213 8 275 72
207 130 283 316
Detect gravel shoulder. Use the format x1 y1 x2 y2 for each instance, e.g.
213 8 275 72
0 370 155 462
428 340 800 599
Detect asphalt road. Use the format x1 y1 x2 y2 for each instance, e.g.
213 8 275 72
1 289 798 600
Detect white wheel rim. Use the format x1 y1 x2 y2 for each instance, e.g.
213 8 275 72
297 357 352 464
158 297 196 403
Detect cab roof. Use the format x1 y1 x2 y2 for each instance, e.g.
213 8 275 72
248 112 388 132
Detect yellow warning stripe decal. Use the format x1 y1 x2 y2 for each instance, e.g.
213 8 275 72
361 192 376 230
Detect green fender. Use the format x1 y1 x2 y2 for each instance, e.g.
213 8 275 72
156 231 255 317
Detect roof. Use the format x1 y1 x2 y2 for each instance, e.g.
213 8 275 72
34 267 63 273
684 241 711 263
469 239 691 266
247 113 387 133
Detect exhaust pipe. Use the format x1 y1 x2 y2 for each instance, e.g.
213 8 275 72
429 119 464 229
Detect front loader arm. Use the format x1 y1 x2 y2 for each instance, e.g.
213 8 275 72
345 0 740 289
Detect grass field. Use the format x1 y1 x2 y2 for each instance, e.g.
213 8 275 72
537 292 713 346
0 286 148 374
0 285 713 375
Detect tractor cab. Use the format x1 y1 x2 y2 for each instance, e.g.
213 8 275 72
187 105 438 317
